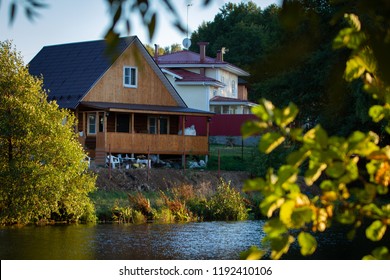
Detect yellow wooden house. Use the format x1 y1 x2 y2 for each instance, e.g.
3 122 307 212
29 36 212 166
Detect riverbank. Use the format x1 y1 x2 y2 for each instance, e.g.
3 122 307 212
91 168 261 223
94 168 251 192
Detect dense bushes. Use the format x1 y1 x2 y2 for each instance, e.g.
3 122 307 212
204 181 249 221
92 180 256 224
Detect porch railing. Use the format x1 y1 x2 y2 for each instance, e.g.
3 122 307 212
96 132 209 155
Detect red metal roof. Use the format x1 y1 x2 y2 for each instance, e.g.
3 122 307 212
210 96 247 103
167 68 220 83
158 50 224 65
210 96 258 106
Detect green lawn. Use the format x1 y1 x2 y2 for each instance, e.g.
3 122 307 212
206 144 260 172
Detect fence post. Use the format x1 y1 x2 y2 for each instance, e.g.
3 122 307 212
242 137 244 160
218 148 220 178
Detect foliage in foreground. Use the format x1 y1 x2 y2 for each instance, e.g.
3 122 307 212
0 41 96 225
242 12 390 260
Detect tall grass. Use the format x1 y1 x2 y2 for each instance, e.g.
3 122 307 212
90 180 260 224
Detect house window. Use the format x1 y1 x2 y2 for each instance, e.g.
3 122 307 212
116 114 130 133
148 116 157 134
211 106 221 114
229 106 237 114
159 117 169 134
88 113 96 134
231 80 236 94
223 105 230 114
123 66 137 88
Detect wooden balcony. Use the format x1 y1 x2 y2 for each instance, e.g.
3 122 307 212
95 132 209 155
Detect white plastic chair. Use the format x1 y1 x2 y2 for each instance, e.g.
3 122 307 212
106 155 120 169
117 154 124 164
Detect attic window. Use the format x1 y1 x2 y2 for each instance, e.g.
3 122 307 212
123 66 137 88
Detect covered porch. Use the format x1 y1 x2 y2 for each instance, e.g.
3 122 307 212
76 102 212 166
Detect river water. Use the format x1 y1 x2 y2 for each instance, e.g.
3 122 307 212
0 221 265 260
0 220 381 260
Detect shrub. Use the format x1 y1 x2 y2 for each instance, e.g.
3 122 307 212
128 192 152 219
159 190 193 222
206 180 249 221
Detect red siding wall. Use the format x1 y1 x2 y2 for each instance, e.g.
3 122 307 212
186 114 257 136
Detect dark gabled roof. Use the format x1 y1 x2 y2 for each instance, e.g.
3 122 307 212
28 37 137 109
28 36 186 109
80 101 213 116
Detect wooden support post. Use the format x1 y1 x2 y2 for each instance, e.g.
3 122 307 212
147 146 150 181
108 144 112 180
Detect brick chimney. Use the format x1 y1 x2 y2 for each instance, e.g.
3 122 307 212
197 42 209 63
216 50 222 61
154 44 159 63
217 47 227 61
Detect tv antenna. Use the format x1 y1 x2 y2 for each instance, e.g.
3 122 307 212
182 2 192 49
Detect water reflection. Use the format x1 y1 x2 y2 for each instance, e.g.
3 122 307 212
0 221 265 260
2 220 382 260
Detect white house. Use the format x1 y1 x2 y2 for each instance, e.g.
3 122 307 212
155 42 255 113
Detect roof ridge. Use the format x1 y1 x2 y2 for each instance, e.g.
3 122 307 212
41 36 137 49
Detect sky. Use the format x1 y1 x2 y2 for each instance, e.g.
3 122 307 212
0 0 280 64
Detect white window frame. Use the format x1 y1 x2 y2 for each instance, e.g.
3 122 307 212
123 66 138 88
231 80 236 94
87 113 97 135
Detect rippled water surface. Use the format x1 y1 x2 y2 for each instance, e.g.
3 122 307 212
1 220 383 260
0 221 265 260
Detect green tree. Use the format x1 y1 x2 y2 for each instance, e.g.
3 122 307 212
242 1 390 260
0 41 96 225
252 0 374 137
144 43 165 57
190 2 281 70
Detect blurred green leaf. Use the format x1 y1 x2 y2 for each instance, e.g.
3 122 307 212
274 102 299 128
147 12 156 40
344 56 366 81
298 232 317 256
259 132 285 154
252 99 274 122
362 203 384 217
280 200 295 226
260 195 285 217
337 208 356 224
366 220 387 241
326 161 345 178
240 246 266 260
263 218 288 238
9 2 16 25
363 246 390 260
268 234 295 260
241 120 268 138
243 178 266 192
303 125 328 149
277 165 299 186
369 105 385 122
291 206 313 228
305 162 327 186
287 150 309 167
